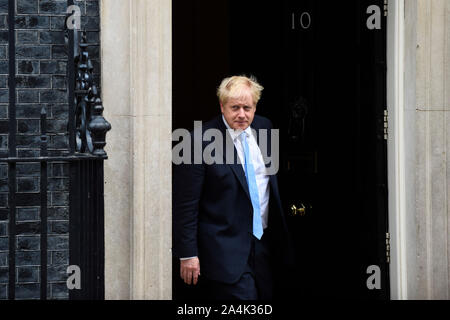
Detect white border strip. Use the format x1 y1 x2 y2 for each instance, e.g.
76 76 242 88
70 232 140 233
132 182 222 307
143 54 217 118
387 0 408 299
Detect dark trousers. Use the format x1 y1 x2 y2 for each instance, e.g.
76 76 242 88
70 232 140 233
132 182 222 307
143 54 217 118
200 228 274 300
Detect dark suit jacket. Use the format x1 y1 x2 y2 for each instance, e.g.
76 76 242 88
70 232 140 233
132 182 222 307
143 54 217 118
173 114 294 285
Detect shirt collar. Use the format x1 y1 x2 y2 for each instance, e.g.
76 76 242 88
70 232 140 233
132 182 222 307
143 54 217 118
222 115 252 141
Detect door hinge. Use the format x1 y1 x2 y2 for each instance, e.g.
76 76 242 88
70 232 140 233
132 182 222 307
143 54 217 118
384 0 388 17
384 109 388 140
386 232 390 264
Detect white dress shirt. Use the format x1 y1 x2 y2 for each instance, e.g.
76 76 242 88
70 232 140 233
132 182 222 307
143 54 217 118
222 115 270 230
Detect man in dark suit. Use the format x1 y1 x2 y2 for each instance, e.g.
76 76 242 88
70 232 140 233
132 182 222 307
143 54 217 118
173 75 293 300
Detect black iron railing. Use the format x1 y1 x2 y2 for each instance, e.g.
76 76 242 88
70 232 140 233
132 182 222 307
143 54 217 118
66 0 110 299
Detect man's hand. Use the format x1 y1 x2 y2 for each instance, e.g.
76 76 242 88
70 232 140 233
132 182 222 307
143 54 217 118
180 257 200 285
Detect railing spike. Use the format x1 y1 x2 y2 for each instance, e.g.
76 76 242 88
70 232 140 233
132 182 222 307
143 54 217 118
71 24 111 156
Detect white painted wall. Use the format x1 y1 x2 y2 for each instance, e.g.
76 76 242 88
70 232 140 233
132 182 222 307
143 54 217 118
101 0 172 300
388 0 450 300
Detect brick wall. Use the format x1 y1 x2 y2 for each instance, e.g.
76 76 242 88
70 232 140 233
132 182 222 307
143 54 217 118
0 0 100 300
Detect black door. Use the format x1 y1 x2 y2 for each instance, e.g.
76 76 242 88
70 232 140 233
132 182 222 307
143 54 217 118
173 0 389 299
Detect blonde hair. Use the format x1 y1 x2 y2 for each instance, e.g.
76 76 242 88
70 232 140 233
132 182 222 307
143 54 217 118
217 75 264 106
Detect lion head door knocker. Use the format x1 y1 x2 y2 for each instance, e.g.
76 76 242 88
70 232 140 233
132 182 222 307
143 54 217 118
287 97 309 143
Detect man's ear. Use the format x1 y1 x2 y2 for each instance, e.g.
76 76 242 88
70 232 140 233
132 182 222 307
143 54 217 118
220 103 224 114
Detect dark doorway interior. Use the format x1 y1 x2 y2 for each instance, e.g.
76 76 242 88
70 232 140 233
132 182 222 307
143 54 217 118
173 0 389 299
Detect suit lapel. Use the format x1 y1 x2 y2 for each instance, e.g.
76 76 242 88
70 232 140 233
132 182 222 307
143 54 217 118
251 117 272 169
215 116 278 210
252 118 280 214
256 122 279 212
215 116 251 201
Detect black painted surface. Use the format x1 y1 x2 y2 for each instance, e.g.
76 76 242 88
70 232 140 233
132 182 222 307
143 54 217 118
0 0 100 300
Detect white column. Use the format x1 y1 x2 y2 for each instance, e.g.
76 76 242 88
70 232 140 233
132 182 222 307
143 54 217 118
390 0 450 300
387 0 409 300
101 0 172 300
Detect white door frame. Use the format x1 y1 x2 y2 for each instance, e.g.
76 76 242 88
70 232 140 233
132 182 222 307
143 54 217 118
387 0 409 300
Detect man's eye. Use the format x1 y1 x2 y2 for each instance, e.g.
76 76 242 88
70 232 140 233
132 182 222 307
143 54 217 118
232 106 239 110
244 106 251 111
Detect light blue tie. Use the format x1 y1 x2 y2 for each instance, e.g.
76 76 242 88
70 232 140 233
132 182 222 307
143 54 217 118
240 132 263 240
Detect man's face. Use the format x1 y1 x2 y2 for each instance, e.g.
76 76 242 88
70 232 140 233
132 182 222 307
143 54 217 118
220 89 256 130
